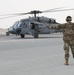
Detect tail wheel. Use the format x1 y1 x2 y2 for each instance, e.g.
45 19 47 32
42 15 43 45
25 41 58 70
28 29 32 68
20 34 25 38
6 32 9 36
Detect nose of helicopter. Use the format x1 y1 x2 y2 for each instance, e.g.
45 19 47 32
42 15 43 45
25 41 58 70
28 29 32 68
16 28 21 34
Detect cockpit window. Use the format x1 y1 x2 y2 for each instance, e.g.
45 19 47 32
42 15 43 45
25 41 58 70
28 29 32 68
12 21 19 28
17 22 22 27
13 24 17 28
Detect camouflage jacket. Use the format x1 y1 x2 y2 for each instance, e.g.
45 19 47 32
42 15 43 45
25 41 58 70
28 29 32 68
51 22 74 41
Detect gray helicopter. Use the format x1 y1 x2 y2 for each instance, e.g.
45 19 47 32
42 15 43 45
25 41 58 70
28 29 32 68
3 8 74 38
6 16 60 38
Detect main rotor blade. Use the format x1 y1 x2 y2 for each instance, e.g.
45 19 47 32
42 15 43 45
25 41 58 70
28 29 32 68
0 12 30 16
0 14 28 19
42 7 65 13
0 7 64 16
0 8 74 19
0 12 32 19
42 8 74 13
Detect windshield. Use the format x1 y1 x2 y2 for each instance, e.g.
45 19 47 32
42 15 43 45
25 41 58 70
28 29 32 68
13 22 21 28
17 22 22 27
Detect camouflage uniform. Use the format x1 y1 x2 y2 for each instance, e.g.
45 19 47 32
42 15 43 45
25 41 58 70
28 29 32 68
50 16 74 65
57 22 74 60
51 22 74 60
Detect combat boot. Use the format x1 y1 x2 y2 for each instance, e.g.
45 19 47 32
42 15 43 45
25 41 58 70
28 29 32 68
64 59 69 65
73 54 74 58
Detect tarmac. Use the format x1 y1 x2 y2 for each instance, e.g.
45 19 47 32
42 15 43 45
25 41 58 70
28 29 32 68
0 33 74 75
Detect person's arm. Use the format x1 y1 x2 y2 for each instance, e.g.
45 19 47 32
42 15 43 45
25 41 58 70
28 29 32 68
50 24 65 30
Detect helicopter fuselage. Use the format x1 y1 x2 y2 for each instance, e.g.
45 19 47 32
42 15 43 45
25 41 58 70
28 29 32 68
6 16 62 38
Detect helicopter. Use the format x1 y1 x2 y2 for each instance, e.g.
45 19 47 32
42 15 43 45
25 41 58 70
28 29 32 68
1 7 74 38
6 16 60 38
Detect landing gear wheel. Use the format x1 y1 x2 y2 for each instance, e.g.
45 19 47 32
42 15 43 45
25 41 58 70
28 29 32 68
20 34 25 38
34 34 38 38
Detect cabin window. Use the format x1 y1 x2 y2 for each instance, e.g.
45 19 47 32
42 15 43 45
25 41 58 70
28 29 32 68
31 24 35 29
53 20 56 23
49 19 51 23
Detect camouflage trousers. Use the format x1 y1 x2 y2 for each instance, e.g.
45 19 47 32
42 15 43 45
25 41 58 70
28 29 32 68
64 40 74 60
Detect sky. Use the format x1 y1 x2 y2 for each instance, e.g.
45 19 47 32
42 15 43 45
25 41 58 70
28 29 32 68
0 0 74 29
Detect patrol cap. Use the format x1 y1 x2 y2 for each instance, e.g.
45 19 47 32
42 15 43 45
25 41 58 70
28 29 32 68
66 16 72 21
